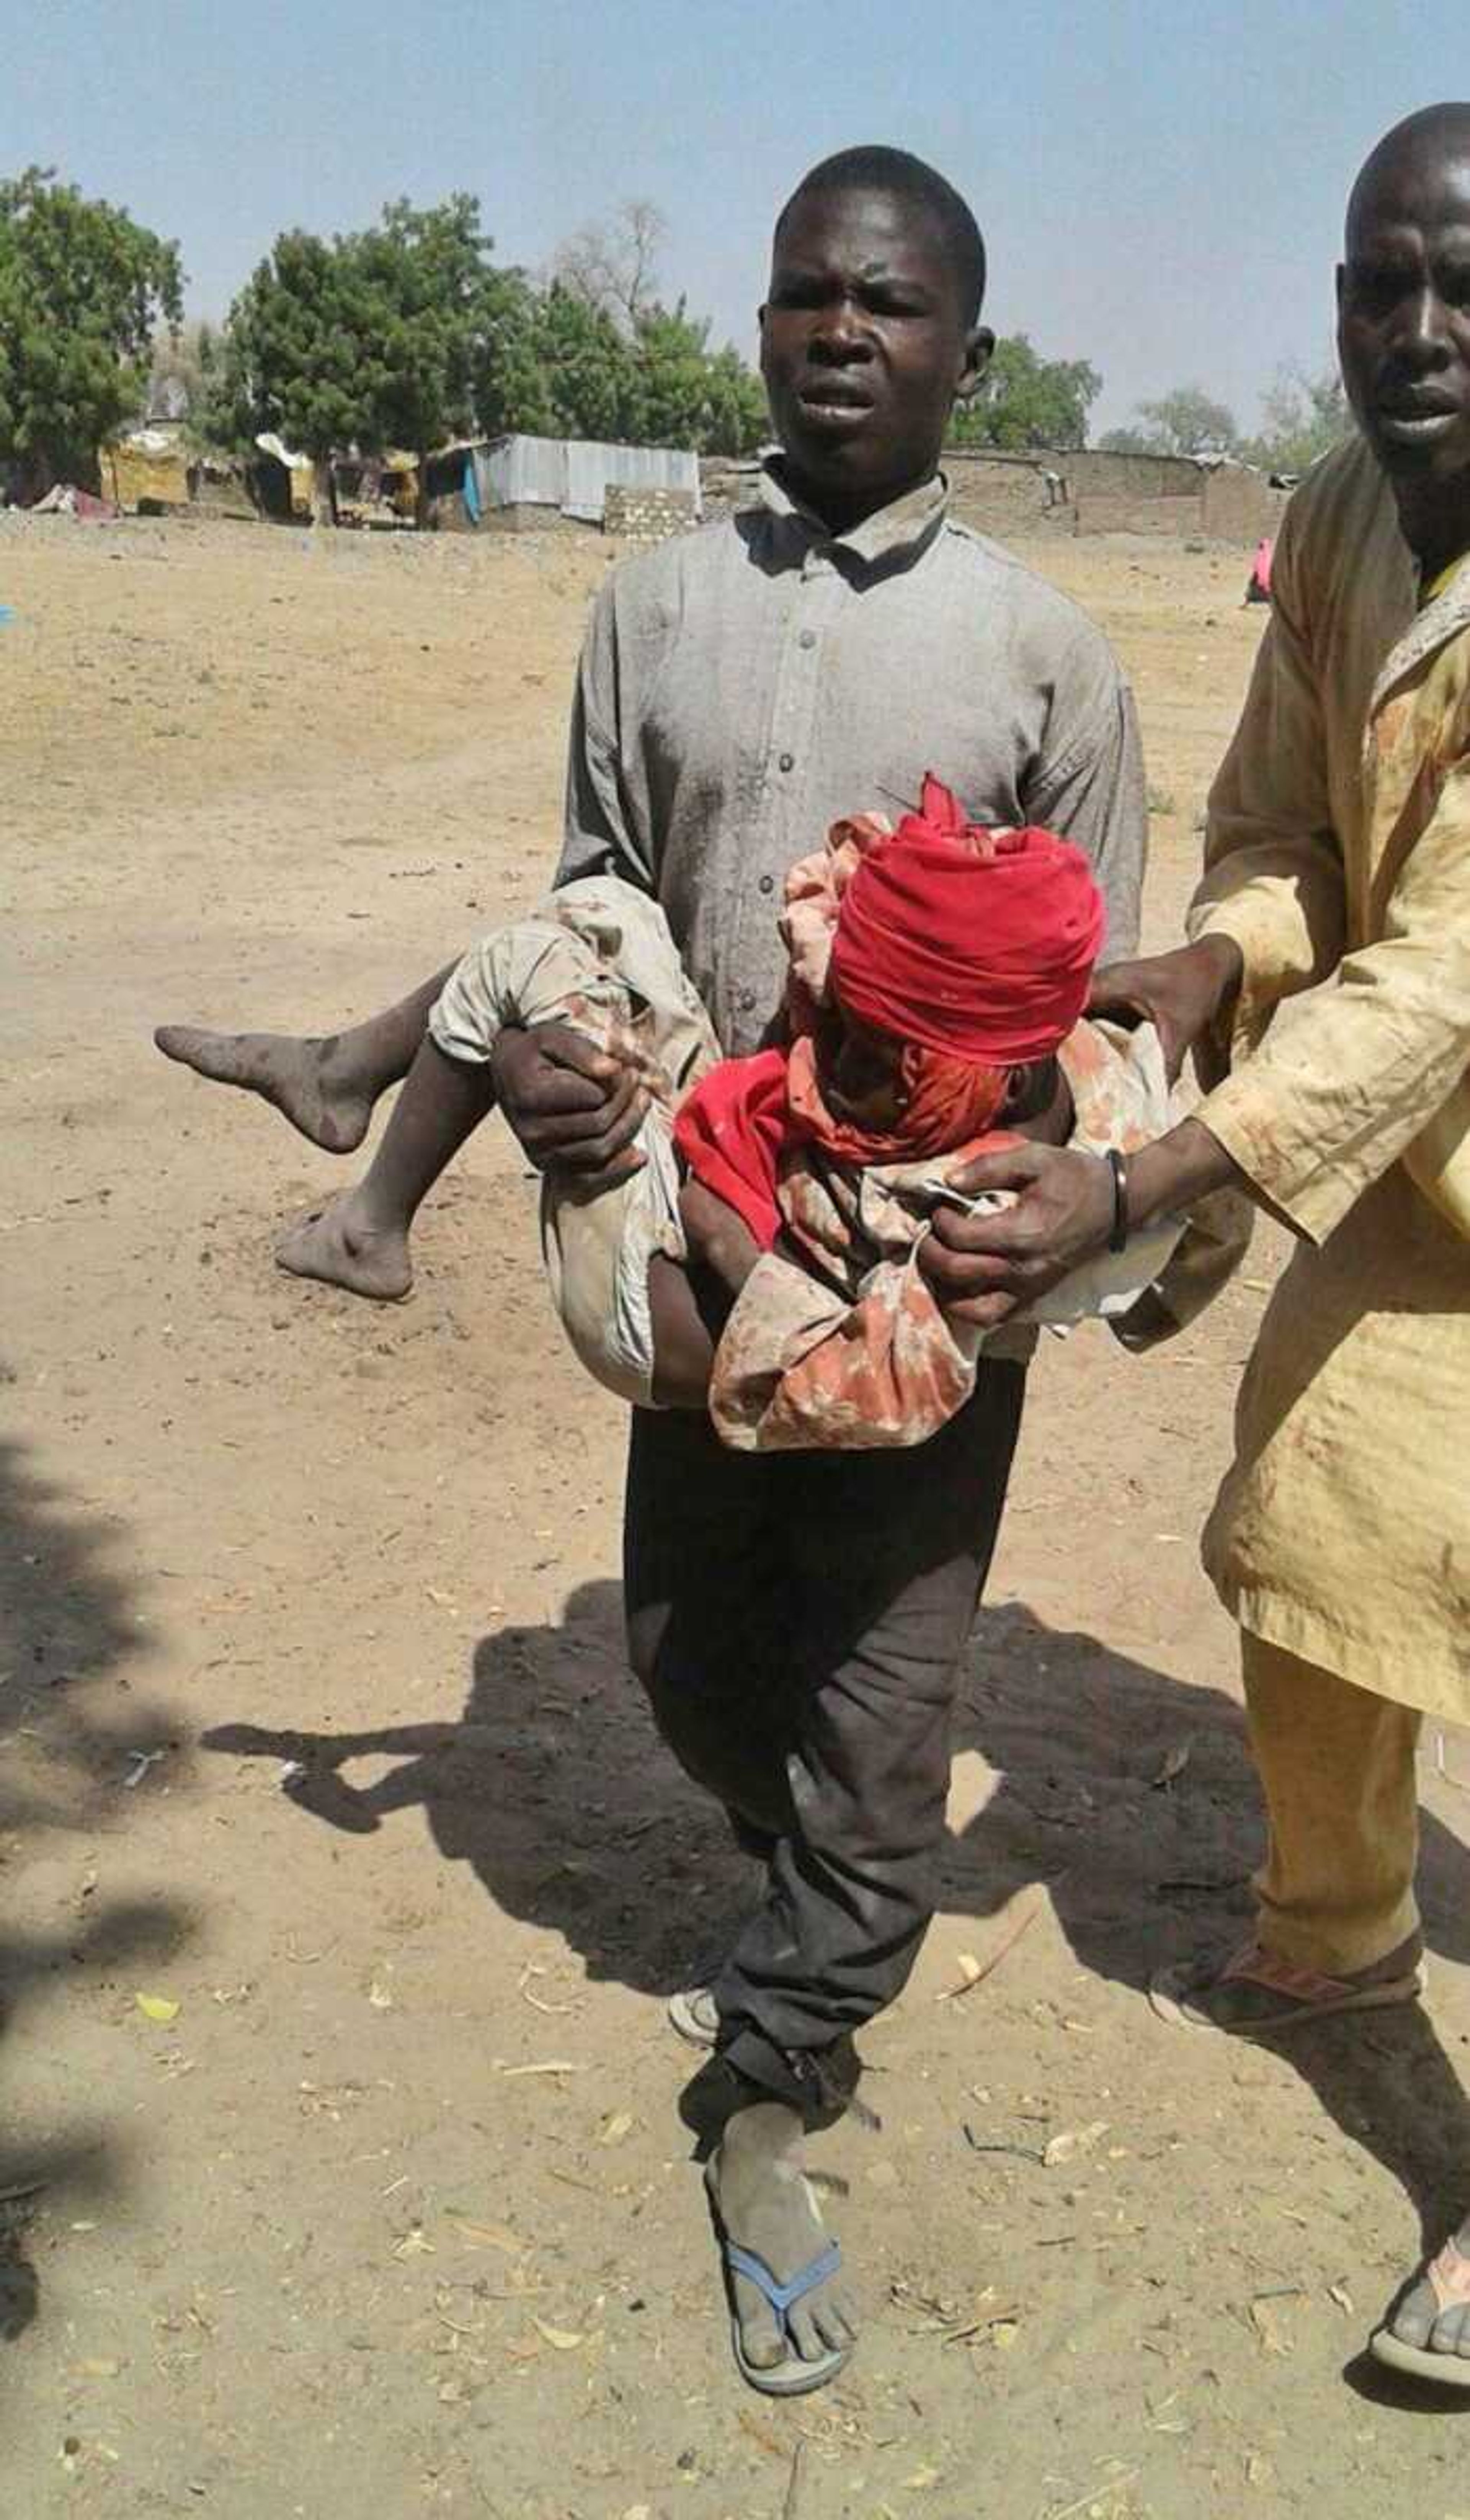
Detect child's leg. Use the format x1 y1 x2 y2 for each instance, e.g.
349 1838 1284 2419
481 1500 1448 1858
276 1036 497 1300
155 964 458 1153
275 884 687 1309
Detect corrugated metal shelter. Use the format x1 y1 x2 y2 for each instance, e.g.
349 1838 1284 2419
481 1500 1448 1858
478 434 701 526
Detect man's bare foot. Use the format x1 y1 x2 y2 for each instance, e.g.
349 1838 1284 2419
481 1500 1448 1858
275 1187 412 1301
706 2102 856 2388
1374 2223 1470 2381
154 1026 375 1155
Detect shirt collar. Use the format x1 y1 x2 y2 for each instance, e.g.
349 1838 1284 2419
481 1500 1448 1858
758 457 949 566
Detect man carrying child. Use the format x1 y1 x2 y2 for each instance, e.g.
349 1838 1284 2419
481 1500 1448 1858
158 144 1149 2392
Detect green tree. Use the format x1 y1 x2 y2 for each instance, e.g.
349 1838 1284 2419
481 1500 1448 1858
219 194 521 520
549 199 765 452
1095 425 1156 456
947 333 1101 451
629 302 766 453
354 196 493 518
1128 385 1238 457
480 276 765 454
215 227 379 512
1240 362 1351 474
478 281 642 441
0 166 182 495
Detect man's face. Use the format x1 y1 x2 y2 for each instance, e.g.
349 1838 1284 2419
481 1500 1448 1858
1338 139 1470 487
760 187 990 526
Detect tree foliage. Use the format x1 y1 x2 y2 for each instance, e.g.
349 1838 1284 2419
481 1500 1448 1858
0 167 182 492
214 191 768 470
947 334 1101 451
1099 385 1238 459
214 193 501 472
1238 363 1351 474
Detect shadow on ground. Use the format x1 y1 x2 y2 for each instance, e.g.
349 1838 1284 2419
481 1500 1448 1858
0 1418 191 2354
205 1580 1470 2309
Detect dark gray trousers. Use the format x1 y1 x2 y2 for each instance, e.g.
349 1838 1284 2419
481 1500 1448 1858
622 1360 1026 2115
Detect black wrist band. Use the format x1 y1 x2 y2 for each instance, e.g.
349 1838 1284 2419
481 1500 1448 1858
1105 1148 1130 1252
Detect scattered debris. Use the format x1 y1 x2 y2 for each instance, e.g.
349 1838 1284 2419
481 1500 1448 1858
445 2216 526 2256
134 1992 180 2025
964 2129 1047 2164
782 2441 807 2518
1042 2121 1111 2170
531 2317 585 2351
1247 2287 1304 2355
122 1748 168 1789
516 1963 578 2017
937 1902 1039 2001
1151 1744 1191 1789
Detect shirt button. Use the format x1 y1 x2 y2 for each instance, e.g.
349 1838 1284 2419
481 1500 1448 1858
799 629 817 650
739 988 758 1012
778 751 795 772
758 874 775 895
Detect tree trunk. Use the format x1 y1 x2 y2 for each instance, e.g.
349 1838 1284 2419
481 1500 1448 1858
310 456 336 529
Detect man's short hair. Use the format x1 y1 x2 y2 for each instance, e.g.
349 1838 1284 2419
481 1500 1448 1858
777 145 987 324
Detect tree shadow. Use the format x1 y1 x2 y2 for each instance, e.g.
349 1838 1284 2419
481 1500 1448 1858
205 1579 753 1997
202 1581 1470 2292
0 1421 191 2353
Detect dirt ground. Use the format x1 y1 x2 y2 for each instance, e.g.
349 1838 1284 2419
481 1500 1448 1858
5 507 1470 2520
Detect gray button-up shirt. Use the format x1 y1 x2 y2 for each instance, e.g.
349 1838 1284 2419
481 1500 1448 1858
559 462 1146 1057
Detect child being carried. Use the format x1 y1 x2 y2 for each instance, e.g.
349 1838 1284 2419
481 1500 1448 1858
158 776 1244 1450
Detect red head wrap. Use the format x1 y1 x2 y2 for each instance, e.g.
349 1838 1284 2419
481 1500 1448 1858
828 774 1105 1066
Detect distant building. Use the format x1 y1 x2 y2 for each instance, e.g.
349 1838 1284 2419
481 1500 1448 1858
426 433 701 534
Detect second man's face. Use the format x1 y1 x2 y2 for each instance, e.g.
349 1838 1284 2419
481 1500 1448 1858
1338 148 1470 488
759 188 989 525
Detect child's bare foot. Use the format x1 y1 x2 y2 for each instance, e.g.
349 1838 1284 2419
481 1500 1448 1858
275 1187 413 1301
154 1026 375 1155
706 2102 856 2391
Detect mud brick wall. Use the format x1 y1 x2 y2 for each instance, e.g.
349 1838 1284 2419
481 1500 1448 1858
602 485 701 544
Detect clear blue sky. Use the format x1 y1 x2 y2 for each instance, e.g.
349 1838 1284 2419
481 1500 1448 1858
3 0 1463 433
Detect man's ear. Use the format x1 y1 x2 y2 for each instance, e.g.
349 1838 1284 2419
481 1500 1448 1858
956 324 995 405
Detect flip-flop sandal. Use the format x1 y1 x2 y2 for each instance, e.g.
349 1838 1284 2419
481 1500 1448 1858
1150 1939 1426 2034
1372 2239 1470 2386
666 1985 719 2048
722 2236 849 2395
706 2167 852 2396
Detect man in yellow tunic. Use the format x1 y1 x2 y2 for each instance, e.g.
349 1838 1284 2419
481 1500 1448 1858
915 101 1470 2383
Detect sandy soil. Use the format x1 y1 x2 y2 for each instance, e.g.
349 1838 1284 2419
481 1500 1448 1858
5 508 1470 2520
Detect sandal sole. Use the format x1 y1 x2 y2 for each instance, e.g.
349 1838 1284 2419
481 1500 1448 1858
1148 1961 1425 2035
1370 2326 1470 2388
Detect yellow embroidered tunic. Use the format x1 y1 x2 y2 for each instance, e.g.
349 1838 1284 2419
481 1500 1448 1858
1188 435 1470 1715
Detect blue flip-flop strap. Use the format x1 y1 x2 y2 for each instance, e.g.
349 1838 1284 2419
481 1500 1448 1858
724 2237 842 2336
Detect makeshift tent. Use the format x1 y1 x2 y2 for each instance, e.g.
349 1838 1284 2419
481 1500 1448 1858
100 427 190 513
477 434 700 525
